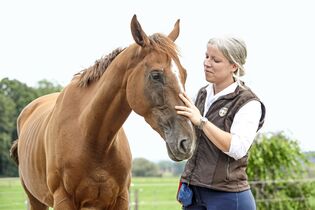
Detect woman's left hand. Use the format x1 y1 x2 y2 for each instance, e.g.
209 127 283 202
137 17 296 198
175 92 202 126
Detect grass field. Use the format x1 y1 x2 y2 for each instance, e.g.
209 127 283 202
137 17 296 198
129 177 181 210
0 178 27 210
0 177 182 210
1 177 314 210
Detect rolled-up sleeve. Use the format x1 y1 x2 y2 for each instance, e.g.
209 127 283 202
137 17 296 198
224 100 262 160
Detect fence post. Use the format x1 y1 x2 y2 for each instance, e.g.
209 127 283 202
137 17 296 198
134 189 139 210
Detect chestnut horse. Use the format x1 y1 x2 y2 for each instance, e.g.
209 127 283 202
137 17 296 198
10 15 196 210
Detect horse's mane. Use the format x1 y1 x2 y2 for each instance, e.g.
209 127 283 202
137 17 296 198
76 33 179 87
76 47 125 87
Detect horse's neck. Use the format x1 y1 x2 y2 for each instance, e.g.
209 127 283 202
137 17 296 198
79 55 132 151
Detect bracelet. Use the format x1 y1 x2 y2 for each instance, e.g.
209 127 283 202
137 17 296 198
198 117 208 129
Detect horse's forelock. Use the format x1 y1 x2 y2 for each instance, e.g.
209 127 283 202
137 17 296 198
149 33 179 61
77 47 125 87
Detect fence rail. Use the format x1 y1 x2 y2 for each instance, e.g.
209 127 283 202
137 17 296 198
128 178 315 210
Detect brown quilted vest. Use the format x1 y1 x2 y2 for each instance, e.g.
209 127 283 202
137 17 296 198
181 84 265 192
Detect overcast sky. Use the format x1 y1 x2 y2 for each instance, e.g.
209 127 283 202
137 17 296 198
1 0 314 161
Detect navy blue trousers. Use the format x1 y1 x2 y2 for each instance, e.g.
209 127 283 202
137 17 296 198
182 185 256 210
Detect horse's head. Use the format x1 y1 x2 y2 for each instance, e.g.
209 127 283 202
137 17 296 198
126 15 196 161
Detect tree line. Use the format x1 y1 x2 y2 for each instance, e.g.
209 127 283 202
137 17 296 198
0 78 63 176
1 77 315 209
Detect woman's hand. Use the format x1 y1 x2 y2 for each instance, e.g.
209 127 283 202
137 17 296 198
176 92 232 152
175 92 202 126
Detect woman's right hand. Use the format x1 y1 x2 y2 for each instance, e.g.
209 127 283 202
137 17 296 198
175 92 202 126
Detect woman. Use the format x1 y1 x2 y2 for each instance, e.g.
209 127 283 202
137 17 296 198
175 37 266 210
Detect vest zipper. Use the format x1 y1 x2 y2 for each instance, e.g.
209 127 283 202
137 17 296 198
226 157 230 181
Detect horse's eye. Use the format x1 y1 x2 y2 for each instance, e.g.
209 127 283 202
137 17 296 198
150 70 164 84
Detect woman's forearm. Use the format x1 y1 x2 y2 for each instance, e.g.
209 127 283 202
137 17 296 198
201 120 232 152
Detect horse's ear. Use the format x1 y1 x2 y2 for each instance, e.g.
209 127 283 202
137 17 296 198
168 19 180 42
131 15 150 47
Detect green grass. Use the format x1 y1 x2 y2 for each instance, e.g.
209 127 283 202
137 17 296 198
130 177 181 210
310 187 315 208
1 177 315 210
0 178 27 210
0 177 182 210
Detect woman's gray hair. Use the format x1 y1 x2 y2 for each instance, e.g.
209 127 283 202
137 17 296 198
208 37 247 85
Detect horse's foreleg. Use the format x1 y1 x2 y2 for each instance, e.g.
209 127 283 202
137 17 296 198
53 187 76 210
111 190 130 210
21 179 49 210
25 193 49 210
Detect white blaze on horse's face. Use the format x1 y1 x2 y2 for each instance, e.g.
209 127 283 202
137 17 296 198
171 59 185 93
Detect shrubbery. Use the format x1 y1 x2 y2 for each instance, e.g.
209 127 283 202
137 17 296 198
248 132 315 209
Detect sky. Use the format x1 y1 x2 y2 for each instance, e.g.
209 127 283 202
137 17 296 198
1 0 314 161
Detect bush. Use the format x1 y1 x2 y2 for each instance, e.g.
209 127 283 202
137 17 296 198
132 158 160 177
248 132 315 209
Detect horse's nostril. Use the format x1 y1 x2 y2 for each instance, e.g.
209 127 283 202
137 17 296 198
179 138 190 153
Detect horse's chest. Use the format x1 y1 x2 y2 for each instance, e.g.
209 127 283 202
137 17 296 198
64 169 123 207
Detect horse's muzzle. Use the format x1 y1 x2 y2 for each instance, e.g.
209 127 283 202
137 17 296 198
165 136 195 161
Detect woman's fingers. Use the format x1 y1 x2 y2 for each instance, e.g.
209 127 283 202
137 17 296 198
175 105 191 114
175 106 190 114
176 110 189 116
176 93 202 126
175 105 186 110
179 93 192 107
182 92 194 104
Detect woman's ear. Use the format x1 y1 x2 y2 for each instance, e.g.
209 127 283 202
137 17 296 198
231 64 238 73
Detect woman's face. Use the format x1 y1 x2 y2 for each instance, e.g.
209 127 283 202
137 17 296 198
203 44 237 87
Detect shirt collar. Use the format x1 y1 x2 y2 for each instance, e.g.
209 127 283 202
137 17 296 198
206 82 238 101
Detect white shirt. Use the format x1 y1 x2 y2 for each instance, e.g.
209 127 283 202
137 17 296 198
199 82 262 160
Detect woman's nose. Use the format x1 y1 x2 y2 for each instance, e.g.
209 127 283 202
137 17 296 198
204 59 211 67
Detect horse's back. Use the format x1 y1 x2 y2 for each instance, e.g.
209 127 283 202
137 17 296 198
17 92 60 133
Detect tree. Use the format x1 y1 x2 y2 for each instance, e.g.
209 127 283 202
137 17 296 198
0 132 17 176
0 78 62 176
0 78 37 119
172 161 186 177
0 89 18 176
132 158 160 177
35 79 62 96
0 93 15 134
248 132 315 209
157 160 174 176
